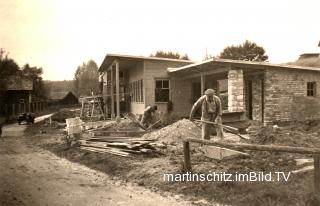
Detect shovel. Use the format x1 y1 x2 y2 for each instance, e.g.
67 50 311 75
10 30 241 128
194 119 249 140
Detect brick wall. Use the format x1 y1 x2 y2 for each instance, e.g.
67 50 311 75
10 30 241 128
264 68 320 123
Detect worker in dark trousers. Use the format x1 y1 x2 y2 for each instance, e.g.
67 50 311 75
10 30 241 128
140 105 157 128
189 89 224 140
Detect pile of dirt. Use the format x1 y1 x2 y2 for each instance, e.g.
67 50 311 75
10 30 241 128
291 120 320 133
141 119 201 145
51 110 77 122
249 124 320 148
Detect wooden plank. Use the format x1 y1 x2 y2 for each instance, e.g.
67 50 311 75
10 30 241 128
314 155 320 196
88 138 153 143
291 165 314 174
80 144 130 156
184 138 320 154
295 158 314 166
91 131 146 137
80 147 129 157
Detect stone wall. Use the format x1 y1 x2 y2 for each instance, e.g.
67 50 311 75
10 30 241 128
264 68 320 123
228 69 244 112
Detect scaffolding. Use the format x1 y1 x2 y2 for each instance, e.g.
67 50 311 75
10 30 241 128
79 93 105 121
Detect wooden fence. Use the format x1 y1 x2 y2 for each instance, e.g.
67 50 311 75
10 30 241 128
183 137 320 196
4 101 47 116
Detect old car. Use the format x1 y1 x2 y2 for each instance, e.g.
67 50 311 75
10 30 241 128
17 113 35 125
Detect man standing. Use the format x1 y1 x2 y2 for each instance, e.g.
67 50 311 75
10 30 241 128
189 89 224 140
140 105 157 128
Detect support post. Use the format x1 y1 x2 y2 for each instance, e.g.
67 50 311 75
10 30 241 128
183 141 192 172
201 75 205 95
110 65 115 119
115 60 120 120
314 155 320 197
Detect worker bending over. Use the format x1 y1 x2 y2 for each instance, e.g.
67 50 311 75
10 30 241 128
141 105 158 128
189 89 224 140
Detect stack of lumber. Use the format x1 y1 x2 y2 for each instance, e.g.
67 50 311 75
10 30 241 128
79 136 165 157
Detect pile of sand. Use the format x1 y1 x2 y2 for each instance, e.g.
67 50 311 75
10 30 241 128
141 119 201 145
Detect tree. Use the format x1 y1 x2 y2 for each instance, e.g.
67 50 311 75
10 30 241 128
22 64 46 98
74 60 99 97
219 40 268 62
150 51 190 60
0 48 20 77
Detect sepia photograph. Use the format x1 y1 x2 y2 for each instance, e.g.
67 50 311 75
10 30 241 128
0 0 320 205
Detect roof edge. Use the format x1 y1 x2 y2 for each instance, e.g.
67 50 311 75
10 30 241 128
168 58 320 73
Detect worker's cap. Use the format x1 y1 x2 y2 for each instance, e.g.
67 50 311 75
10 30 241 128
152 105 158 110
204 89 215 95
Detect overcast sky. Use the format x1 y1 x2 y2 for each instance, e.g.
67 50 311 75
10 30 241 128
0 0 319 80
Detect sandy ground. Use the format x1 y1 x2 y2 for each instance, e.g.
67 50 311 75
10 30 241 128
0 123 196 206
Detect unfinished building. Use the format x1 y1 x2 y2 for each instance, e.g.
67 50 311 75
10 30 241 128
99 54 320 124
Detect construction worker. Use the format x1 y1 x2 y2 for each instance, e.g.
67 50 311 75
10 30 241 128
189 88 224 140
141 105 158 128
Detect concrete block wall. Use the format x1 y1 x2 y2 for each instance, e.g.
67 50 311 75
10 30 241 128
264 68 320 123
228 69 244 112
143 60 191 116
170 78 192 117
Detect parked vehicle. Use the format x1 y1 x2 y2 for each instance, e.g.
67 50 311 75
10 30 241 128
17 113 35 125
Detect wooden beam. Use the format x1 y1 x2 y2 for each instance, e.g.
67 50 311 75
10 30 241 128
176 66 230 80
110 65 115 118
314 155 320 196
184 138 320 154
201 75 205 95
115 60 120 118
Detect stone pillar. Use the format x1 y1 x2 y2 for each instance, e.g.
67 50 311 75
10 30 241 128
228 69 244 112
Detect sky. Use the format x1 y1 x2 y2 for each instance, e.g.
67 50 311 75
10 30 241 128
0 0 319 80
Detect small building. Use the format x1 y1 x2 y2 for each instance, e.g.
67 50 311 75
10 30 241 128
98 54 192 118
47 91 79 107
0 75 33 116
99 54 320 124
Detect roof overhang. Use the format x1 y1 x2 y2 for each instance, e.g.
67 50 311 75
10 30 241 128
98 53 193 72
2 76 33 91
168 58 320 78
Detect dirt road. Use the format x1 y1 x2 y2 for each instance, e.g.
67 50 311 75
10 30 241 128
0 123 193 206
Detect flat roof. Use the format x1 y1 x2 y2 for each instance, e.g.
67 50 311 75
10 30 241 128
99 53 194 71
168 58 320 74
